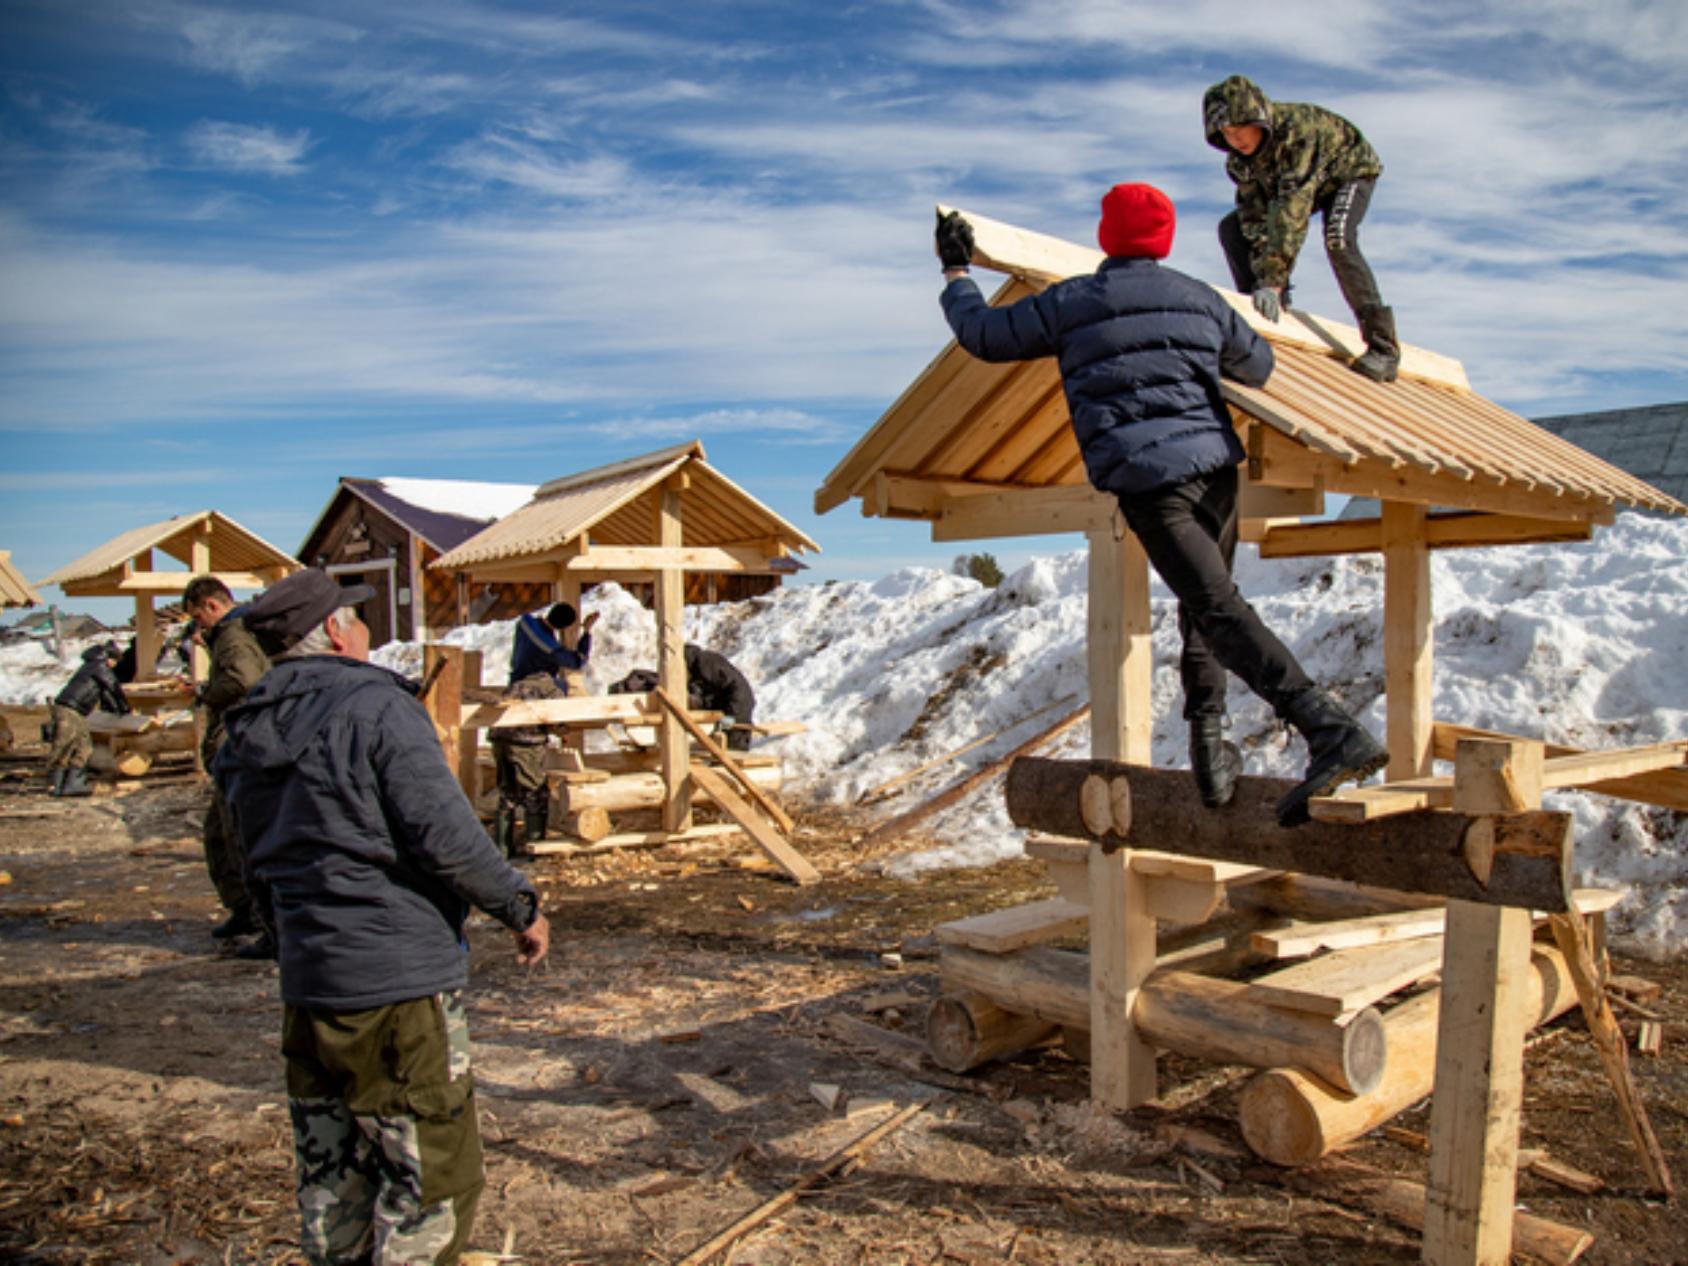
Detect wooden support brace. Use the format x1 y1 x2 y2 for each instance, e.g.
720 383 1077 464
655 685 794 833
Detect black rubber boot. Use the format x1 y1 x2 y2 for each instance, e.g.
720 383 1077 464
1351 305 1400 383
520 800 548 856
212 909 258 940
494 804 519 857
235 932 278 961
1275 689 1390 827
1189 715 1242 809
59 767 93 798
47 768 66 797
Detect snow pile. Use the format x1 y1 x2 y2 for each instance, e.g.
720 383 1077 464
3 512 1684 956
374 477 535 522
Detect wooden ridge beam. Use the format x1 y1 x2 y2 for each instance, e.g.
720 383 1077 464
1005 758 1576 912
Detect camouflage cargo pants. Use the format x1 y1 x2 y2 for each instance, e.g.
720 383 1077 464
46 705 91 771
491 740 548 814
282 992 484 1266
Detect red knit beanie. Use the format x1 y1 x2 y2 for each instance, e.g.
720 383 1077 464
1097 182 1175 259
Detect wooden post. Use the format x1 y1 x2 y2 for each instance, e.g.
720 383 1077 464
458 649 482 802
1086 516 1157 1109
189 526 211 682
1382 501 1433 779
134 595 161 684
423 643 466 786
656 477 690 833
1423 900 1534 1265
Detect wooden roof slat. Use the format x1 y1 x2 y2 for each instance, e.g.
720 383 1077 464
37 512 299 592
0 551 43 608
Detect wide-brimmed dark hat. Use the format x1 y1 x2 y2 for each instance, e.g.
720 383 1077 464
245 568 374 654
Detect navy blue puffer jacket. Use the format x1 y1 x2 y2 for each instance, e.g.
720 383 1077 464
216 655 537 1011
941 258 1272 496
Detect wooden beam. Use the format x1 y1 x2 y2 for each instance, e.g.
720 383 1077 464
1423 900 1535 1265
1257 511 1594 559
935 898 1089 953
1085 521 1156 1111
655 685 794 834
1434 722 1688 811
931 484 1117 541
1005 758 1577 912
656 479 689 834
1382 500 1433 780
688 764 819 886
114 570 274 593
464 693 662 730
1249 936 1445 1018
422 644 467 785
561 544 779 574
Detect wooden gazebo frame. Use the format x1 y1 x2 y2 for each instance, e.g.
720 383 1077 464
433 442 820 869
816 206 1686 1262
0 551 42 611
36 511 299 680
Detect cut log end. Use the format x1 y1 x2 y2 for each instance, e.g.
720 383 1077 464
1238 1067 1334 1168
926 992 1057 1073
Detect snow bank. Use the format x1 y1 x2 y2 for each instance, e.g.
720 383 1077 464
4 513 1684 956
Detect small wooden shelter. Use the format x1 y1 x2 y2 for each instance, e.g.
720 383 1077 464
0 551 42 610
298 476 544 646
37 511 299 681
433 441 820 865
817 207 1686 1263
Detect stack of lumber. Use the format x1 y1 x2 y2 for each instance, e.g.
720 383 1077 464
88 709 196 777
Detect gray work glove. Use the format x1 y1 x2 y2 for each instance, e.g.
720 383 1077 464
935 210 975 270
1252 287 1282 322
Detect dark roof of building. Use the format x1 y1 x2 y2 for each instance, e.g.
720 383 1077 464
340 478 493 553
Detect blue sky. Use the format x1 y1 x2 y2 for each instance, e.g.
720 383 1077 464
3 0 1686 619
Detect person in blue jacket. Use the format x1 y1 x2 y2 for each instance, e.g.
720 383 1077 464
507 601 598 689
935 185 1386 825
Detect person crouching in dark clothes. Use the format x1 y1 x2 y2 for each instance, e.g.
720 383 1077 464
216 567 549 1266
490 672 564 857
508 601 599 690
47 642 129 797
610 643 758 751
934 185 1387 826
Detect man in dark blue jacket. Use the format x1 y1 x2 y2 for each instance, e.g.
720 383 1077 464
217 568 549 1265
936 185 1386 825
508 601 598 690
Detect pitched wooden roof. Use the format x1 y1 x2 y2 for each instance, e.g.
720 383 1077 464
37 511 300 596
434 441 819 575
0 551 42 608
816 206 1686 533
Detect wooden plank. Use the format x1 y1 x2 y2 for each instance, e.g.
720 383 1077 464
1252 907 1450 958
422 644 465 785
1433 722 1688 811
935 897 1088 953
1546 910 1673 1196
465 693 660 730
1312 737 1688 822
657 686 794 834
562 544 777 573
1423 900 1535 1265
1250 936 1445 1018
1007 758 1577 912
859 695 1076 803
656 479 690 834
932 484 1117 541
527 822 740 856
688 765 819 887
1127 849 1276 887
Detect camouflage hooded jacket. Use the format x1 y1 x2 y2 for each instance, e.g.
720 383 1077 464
1202 75 1382 290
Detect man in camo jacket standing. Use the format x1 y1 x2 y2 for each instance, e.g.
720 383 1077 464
216 569 549 1265
1203 74 1401 382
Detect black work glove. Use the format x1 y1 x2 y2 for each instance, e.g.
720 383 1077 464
935 210 975 271
1252 287 1282 322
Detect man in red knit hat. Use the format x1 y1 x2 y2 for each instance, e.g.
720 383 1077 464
934 187 1386 826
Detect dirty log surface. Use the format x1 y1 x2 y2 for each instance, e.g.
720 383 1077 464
1 704 1685 1266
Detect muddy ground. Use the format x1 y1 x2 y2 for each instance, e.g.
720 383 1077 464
1 704 1684 1265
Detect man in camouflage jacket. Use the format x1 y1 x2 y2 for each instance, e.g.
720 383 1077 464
489 671 564 857
1203 74 1400 382
183 575 272 952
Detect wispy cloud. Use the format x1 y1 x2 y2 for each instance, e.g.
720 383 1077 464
0 467 227 492
184 120 312 174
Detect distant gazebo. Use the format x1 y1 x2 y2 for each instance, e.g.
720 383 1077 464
0 551 42 610
37 511 299 680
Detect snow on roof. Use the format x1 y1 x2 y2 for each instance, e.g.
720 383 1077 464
373 477 536 523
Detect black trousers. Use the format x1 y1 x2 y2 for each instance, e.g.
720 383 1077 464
1218 178 1385 318
1118 465 1313 720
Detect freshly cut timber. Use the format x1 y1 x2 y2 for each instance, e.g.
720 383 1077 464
1005 758 1575 913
